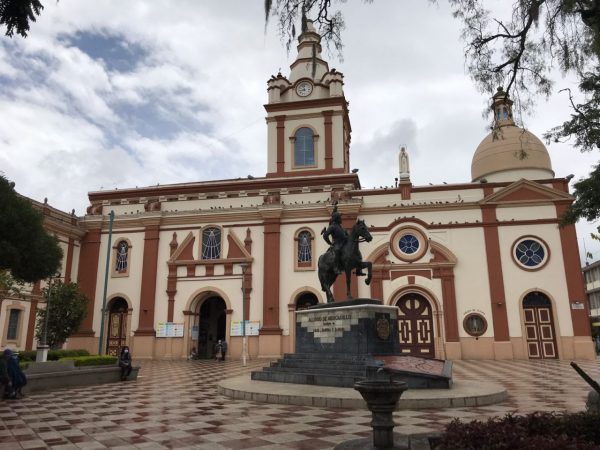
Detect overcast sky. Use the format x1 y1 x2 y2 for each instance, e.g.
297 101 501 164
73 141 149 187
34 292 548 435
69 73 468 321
1 0 599 262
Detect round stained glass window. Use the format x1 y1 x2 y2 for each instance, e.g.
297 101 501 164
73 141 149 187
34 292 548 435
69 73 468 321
515 239 545 267
463 313 487 337
399 234 420 254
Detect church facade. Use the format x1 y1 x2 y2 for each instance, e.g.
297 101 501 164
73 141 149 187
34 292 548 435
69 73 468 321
2 22 595 361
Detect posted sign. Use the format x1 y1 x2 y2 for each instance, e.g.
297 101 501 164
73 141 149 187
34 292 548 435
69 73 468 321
156 322 184 337
230 320 260 336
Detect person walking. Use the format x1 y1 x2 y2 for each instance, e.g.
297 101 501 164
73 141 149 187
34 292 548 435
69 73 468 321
118 346 132 381
4 349 26 398
214 340 223 361
220 339 228 361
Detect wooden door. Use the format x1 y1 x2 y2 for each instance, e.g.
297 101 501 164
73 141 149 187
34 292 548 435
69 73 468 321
106 300 128 356
524 306 558 359
396 293 435 357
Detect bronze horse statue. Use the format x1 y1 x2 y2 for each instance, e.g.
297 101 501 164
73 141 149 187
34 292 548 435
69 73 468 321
318 219 373 303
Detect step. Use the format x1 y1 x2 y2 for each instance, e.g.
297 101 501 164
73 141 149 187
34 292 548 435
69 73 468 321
251 370 363 388
262 366 366 377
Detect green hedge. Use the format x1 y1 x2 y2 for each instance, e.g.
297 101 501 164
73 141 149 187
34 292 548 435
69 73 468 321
18 349 90 362
59 355 117 367
435 412 600 450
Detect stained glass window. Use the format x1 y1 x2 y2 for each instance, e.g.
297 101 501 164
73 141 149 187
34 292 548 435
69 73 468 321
515 239 545 267
7 309 20 340
399 234 419 254
463 313 487 337
297 231 312 263
116 240 128 273
294 127 315 166
202 227 221 259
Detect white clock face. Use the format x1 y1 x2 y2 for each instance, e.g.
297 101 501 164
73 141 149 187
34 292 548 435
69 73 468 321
296 81 313 97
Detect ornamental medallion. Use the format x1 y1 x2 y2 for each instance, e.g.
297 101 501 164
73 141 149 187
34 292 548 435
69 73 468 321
376 317 391 340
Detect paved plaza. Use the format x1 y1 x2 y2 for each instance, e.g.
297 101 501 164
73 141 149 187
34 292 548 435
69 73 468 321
0 357 599 449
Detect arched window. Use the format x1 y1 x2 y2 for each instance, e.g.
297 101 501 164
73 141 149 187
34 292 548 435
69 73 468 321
202 227 222 259
116 241 128 272
295 228 315 270
298 231 312 263
294 127 315 167
6 309 21 341
112 239 132 277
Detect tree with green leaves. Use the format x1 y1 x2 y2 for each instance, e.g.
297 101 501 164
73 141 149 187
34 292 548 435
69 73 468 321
264 0 600 227
35 280 87 348
0 175 63 331
0 0 44 38
0 175 63 283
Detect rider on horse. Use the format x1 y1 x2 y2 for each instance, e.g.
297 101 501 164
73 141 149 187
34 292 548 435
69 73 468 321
321 203 364 276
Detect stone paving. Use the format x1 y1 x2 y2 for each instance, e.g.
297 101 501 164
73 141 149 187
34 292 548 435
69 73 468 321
0 357 598 449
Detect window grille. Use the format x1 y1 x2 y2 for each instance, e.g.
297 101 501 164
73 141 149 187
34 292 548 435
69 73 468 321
297 231 312 263
294 128 315 166
116 240 128 272
202 227 221 259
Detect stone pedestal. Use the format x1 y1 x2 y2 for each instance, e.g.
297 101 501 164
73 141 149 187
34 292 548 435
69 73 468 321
252 299 398 387
252 298 452 389
295 299 400 355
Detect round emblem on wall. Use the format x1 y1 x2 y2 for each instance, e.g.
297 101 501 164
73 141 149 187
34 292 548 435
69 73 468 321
511 236 550 271
296 81 313 97
390 226 428 262
376 318 391 340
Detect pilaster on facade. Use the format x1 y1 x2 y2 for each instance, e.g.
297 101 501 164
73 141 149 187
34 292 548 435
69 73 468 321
73 225 102 337
135 222 161 336
260 207 283 335
480 202 510 343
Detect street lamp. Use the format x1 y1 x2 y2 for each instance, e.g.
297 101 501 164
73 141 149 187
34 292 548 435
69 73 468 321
37 272 61 363
240 263 249 366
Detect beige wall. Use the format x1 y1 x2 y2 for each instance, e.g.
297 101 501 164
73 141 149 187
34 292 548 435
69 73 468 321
498 224 573 337
448 227 495 339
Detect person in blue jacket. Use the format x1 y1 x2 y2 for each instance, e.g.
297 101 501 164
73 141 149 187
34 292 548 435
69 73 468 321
4 349 26 398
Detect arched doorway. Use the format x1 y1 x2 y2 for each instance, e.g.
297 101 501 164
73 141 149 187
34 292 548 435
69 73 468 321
523 291 558 359
296 292 318 310
191 296 227 359
106 297 128 356
395 292 435 358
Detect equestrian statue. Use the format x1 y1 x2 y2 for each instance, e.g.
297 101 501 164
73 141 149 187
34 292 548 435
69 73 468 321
318 202 373 303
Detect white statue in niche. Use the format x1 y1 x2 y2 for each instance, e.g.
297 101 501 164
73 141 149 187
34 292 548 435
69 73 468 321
399 146 410 181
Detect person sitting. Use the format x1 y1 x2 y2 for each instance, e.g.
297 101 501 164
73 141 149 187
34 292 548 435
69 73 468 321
118 346 132 381
0 350 14 400
188 347 198 360
5 349 26 398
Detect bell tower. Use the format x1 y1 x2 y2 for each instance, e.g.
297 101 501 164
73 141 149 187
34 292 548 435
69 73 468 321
265 20 351 178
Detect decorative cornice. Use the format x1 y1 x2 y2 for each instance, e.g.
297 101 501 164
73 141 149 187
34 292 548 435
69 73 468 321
264 96 347 113
88 173 360 204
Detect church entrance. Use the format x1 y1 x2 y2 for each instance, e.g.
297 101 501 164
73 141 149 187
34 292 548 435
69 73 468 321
106 297 128 356
395 293 435 358
192 296 227 359
523 291 558 359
